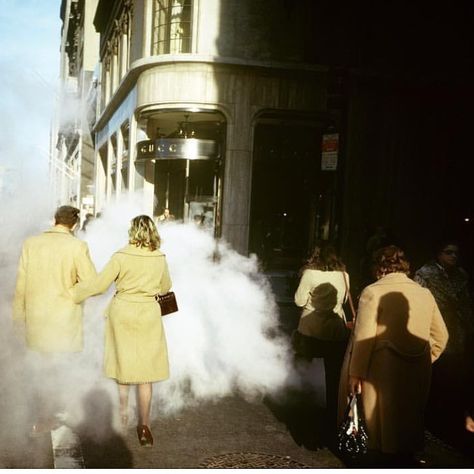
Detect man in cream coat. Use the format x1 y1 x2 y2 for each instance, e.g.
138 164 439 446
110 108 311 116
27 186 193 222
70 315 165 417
13 205 96 434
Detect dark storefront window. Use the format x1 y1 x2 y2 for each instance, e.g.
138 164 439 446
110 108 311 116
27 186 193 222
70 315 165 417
249 121 322 270
152 0 192 54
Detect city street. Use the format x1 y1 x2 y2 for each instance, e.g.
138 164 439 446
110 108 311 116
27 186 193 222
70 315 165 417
0 383 472 468
0 289 472 469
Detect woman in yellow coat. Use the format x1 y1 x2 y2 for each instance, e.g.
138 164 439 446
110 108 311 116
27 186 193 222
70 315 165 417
72 215 172 447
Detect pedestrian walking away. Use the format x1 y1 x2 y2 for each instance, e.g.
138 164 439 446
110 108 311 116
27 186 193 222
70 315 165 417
71 215 173 447
293 242 350 444
341 245 448 467
12 205 97 435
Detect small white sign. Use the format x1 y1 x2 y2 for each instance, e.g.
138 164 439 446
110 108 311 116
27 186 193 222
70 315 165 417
321 133 339 171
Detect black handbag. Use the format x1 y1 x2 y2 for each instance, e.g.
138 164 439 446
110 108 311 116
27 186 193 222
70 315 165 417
156 291 178 316
337 393 369 458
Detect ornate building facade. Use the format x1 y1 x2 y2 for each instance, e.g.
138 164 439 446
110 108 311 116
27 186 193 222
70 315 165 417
55 1 473 284
89 0 339 269
53 0 100 220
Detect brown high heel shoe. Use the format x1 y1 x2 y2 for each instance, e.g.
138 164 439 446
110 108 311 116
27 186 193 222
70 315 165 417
136 425 153 447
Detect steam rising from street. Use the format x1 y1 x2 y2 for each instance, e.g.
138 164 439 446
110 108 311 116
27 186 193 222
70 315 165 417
79 197 298 417
0 0 321 460
0 187 327 448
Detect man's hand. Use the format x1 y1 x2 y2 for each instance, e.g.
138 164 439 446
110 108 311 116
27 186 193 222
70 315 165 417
349 376 362 395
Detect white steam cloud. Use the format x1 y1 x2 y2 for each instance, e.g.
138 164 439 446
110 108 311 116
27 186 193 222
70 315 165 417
0 0 321 454
76 196 299 419
1 192 324 447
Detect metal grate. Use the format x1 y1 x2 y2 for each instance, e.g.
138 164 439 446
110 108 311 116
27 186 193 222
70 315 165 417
201 452 311 469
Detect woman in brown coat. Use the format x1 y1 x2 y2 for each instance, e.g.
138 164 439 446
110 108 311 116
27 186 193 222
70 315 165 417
343 246 448 466
72 215 172 447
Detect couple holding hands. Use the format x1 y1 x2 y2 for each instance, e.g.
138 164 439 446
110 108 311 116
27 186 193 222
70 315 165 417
13 206 172 447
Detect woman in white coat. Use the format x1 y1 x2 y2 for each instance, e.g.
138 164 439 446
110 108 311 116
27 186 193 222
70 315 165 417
294 242 350 441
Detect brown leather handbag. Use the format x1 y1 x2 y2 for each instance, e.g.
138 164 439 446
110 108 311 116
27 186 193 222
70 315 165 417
156 292 178 316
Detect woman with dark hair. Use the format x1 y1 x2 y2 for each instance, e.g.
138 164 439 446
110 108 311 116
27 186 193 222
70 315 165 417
414 240 474 450
72 215 172 447
294 242 351 440
343 245 448 466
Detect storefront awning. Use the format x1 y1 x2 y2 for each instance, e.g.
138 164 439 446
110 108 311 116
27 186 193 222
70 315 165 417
136 138 219 161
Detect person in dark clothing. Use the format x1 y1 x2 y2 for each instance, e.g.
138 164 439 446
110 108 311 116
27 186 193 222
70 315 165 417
414 240 474 448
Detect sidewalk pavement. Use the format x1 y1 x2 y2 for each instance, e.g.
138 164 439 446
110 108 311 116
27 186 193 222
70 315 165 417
77 392 473 469
0 387 472 468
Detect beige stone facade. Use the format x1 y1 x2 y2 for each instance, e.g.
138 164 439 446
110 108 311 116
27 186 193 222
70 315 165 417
89 0 334 262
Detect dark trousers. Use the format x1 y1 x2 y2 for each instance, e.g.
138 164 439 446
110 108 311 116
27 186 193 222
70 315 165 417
321 339 347 438
300 335 347 439
427 351 469 440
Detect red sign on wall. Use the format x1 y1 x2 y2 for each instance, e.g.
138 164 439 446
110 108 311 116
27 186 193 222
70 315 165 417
321 133 339 170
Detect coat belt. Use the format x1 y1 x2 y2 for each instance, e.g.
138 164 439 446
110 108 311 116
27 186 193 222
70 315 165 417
114 293 156 303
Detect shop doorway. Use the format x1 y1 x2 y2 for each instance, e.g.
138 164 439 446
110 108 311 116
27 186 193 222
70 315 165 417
154 158 219 229
249 120 323 271
136 109 225 233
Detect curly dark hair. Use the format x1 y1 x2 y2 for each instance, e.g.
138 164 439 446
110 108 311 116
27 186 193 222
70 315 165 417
372 245 410 279
300 242 346 275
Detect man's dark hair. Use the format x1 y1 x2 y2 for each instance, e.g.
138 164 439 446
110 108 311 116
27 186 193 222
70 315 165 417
54 205 80 228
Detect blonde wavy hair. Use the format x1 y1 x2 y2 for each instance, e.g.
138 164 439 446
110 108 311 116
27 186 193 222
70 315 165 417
128 215 161 251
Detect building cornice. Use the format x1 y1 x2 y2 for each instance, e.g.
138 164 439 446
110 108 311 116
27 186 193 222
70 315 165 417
93 55 328 133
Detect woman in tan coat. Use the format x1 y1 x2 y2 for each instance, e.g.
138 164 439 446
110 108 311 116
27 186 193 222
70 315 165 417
72 215 172 447
343 246 448 466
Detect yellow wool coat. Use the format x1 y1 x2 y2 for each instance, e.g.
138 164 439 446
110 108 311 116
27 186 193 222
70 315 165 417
338 272 448 454
13 226 97 352
71 244 172 384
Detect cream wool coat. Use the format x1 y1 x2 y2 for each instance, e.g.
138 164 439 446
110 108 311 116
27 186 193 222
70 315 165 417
13 226 97 352
295 269 349 340
72 244 172 384
339 273 448 454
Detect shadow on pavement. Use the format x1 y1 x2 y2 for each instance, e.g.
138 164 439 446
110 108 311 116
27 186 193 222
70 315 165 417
263 387 327 452
76 388 133 468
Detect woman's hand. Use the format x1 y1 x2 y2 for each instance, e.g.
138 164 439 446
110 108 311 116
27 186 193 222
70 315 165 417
349 376 362 395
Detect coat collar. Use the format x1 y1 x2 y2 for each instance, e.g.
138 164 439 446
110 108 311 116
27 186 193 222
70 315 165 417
372 272 413 286
44 225 74 236
116 244 165 257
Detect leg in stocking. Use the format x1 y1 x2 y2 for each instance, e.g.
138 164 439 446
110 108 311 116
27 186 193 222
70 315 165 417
136 383 153 446
118 383 130 429
137 383 152 426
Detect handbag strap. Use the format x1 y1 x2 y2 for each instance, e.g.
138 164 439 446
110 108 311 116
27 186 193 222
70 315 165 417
342 271 357 322
351 395 359 432
343 394 359 435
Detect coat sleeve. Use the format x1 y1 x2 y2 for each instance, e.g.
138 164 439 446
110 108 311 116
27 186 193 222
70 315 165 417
413 269 427 287
71 255 120 303
429 294 449 362
295 270 315 307
75 241 97 282
158 258 172 295
12 244 27 322
349 287 378 379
